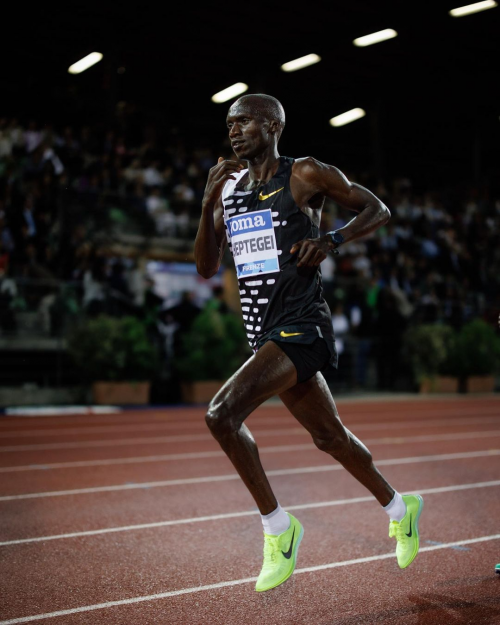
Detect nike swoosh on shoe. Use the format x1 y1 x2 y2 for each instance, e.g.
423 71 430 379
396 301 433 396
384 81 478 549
405 514 412 538
282 528 295 559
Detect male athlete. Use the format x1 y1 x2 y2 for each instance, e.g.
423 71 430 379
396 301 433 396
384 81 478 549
195 94 423 592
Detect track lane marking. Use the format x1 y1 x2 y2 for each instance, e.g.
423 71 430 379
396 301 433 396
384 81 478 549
2 410 500 441
2 414 500 453
1 533 499 624
0 449 499 501
3 428 500 472
2 410 499 439
1 479 499 547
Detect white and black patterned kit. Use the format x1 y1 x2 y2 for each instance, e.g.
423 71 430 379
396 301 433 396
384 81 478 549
222 156 336 364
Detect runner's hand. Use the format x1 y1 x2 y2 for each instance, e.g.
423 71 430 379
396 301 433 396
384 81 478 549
290 236 338 267
202 157 244 210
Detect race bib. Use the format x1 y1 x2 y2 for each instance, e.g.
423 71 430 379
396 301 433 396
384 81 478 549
226 209 279 279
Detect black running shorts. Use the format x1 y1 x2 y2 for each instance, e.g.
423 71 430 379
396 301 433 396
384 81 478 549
255 324 338 384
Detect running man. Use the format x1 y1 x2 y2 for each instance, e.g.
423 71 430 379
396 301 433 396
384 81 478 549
194 94 423 592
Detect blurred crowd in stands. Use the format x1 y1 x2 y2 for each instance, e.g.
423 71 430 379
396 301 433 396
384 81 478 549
0 115 214 283
1 114 499 388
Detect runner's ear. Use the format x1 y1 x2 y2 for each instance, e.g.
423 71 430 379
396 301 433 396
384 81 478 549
268 120 279 135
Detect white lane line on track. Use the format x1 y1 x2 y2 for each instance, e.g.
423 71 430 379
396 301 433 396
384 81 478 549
2 479 499 547
1 534 499 624
0 419 285 438
3 428 500 472
1 449 499 502
2 410 499 439
2 414 500 453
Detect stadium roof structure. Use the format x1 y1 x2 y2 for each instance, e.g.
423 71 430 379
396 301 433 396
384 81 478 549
2 1 499 184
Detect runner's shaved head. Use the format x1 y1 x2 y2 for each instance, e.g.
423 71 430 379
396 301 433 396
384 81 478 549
230 94 286 133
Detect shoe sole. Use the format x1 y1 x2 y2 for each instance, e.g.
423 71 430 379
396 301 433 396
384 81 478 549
255 524 304 592
401 494 424 569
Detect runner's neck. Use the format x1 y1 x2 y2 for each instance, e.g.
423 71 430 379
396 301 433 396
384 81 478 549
244 154 281 190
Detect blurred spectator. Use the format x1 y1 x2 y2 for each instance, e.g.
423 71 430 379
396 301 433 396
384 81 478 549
146 187 169 215
211 285 230 314
83 257 106 316
0 266 18 333
22 195 37 238
108 260 131 299
161 290 201 357
24 121 42 153
374 288 408 390
143 276 163 316
143 160 164 187
154 205 176 237
331 302 349 357
162 291 201 330
0 121 12 158
173 176 195 203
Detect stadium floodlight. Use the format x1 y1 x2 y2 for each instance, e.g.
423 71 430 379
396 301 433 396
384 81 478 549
281 54 321 72
449 1 497 16
68 52 103 75
329 108 366 127
353 29 398 47
211 83 249 103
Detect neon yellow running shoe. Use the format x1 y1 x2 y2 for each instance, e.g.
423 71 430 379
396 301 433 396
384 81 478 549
255 513 304 592
389 494 424 569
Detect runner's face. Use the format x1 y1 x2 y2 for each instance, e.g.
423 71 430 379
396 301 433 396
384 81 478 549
226 106 270 160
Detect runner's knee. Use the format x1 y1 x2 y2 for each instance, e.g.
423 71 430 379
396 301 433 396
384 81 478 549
205 401 239 437
312 429 350 457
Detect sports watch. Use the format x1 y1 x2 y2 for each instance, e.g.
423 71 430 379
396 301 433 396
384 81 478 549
327 230 345 249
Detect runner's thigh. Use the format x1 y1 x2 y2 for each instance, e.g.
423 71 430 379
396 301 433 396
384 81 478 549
209 341 298 419
279 371 347 438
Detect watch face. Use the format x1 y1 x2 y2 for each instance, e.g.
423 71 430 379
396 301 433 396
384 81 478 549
331 231 344 245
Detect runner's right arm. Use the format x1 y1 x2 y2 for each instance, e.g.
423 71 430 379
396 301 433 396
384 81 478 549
194 158 243 278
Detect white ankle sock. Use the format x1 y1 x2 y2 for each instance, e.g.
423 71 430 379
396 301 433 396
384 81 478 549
260 503 291 535
384 491 406 522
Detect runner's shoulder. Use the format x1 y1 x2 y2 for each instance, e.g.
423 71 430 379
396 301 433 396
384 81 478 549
292 157 330 183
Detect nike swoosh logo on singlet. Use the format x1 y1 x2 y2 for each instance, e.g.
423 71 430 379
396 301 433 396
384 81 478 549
280 331 304 338
259 187 284 201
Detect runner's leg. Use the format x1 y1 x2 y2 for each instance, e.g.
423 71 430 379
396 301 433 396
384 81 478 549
205 341 298 514
279 372 394 505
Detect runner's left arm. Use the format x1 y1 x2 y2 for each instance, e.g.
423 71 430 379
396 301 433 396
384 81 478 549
290 157 390 267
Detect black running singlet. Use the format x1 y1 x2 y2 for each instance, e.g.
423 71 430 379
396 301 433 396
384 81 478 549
222 156 336 365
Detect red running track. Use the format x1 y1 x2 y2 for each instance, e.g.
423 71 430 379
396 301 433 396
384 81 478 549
0 396 500 624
